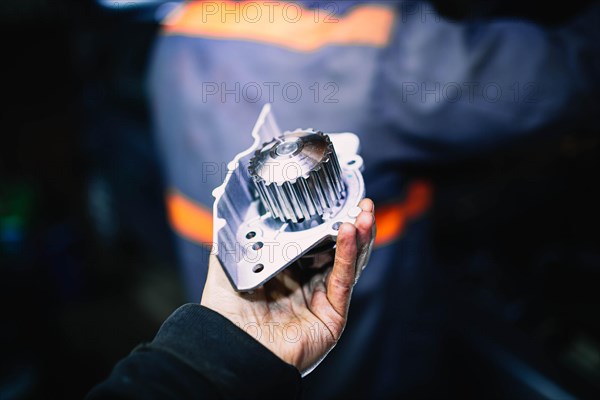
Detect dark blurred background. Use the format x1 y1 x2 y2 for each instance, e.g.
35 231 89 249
1 0 599 399
0 1 183 398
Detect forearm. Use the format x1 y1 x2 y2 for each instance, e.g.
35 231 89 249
382 1 600 160
87 304 302 399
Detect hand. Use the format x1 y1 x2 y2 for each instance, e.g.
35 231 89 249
201 198 376 375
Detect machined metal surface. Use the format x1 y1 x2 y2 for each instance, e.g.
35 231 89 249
249 130 344 223
212 104 365 291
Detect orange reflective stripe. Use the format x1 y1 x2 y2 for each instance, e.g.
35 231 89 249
167 180 432 248
166 189 213 245
374 181 433 247
163 1 395 52
375 203 408 247
402 180 433 217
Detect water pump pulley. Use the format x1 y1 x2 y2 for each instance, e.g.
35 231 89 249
212 104 365 291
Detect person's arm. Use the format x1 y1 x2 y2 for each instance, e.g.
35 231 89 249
86 305 301 399
380 1 600 161
87 199 375 399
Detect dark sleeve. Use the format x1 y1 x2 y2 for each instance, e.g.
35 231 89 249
86 304 302 399
379 1 600 161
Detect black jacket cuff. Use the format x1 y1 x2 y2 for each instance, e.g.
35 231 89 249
146 304 301 399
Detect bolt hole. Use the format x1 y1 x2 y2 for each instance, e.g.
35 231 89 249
347 160 356 165
332 222 342 231
252 241 264 250
246 231 256 239
253 264 264 273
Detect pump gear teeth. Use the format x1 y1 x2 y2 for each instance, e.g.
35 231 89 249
249 130 345 223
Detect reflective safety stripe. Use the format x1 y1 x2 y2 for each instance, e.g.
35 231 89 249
167 181 432 249
166 189 213 245
162 1 395 52
374 181 433 247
